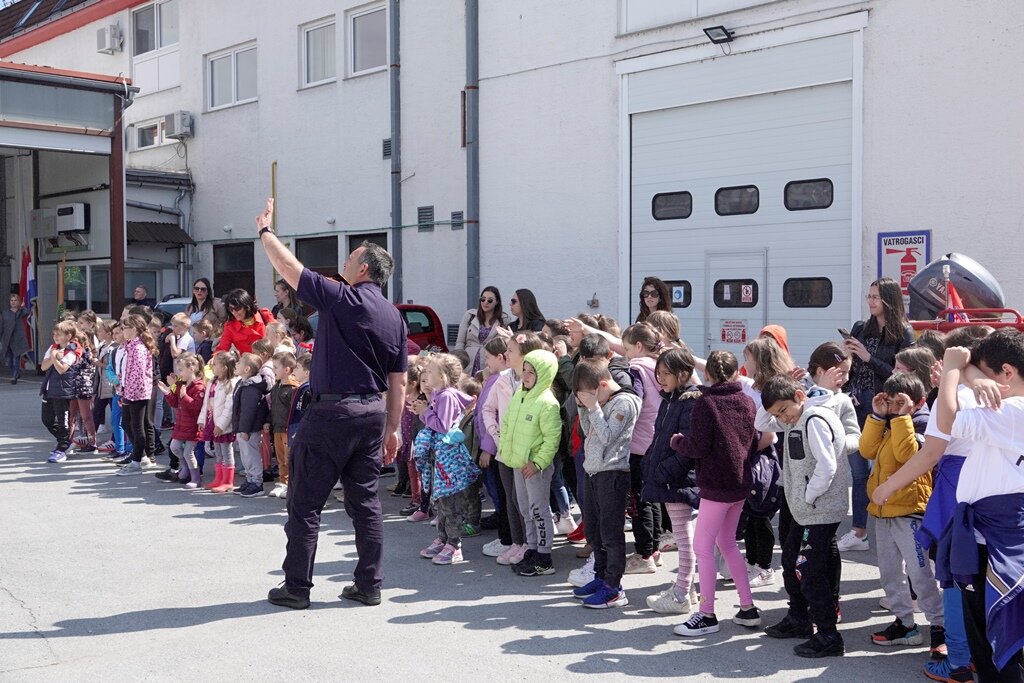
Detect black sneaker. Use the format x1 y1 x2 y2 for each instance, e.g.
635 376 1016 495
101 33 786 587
512 549 537 573
765 615 814 639
262 469 277 483
399 503 418 516
872 617 923 646
267 585 310 610
794 632 845 658
78 445 96 453
733 607 762 628
113 454 132 465
340 584 381 606
379 465 397 478
674 612 720 636
516 559 555 577
155 468 178 482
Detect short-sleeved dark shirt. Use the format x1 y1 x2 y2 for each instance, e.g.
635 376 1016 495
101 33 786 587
296 268 408 396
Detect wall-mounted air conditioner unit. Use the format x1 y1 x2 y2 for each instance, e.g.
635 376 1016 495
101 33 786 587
55 203 90 235
30 208 56 239
97 25 122 54
164 111 193 140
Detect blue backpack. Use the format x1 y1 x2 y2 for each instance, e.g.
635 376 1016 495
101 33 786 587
746 449 783 518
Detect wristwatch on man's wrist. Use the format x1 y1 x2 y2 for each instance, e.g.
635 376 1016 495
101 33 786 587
259 226 273 237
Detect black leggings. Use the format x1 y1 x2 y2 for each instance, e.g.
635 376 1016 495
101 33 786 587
744 511 776 569
629 453 661 557
122 399 155 463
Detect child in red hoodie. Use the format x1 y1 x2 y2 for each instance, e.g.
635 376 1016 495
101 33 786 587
158 352 207 489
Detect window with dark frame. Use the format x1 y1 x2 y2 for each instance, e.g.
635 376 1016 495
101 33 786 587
783 277 833 308
715 185 759 216
652 192 692 220
784 178 834 211
713 279 758 308
213 243 255 297
296 236 338 277
663 280 692 308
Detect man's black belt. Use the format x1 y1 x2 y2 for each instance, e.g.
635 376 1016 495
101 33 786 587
314 392 383 403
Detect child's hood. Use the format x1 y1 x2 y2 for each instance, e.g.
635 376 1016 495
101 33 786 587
806 385 835 410
237 374 267 391
760 324 791 354
522 350 558 395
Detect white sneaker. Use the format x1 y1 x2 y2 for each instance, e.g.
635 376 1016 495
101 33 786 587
624 552 657 575
749 567 776 588
658 532 678 552
646 588 692 615
141 456 154 468
554 514 578 536
482 538 511 557
116 462 143 476
269 483 287 498
568 556 596 587
837 530 870 552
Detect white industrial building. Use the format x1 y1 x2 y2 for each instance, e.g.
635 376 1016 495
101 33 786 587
2 0 1022 363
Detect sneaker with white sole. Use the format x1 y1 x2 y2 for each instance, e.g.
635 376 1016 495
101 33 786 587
47 450 67 463
583 583 628 609
568 558 596 588
658 532 678 552
749 567 776 588
432 544 463 565
837 530 870 552
420 538 444 558
268 483 288 498
482 538 511 557
116 461 143 476
674 612 720 636
97 441 116 453
496 543 526 566
733 606 762 628
141 456 154 469
624 552 657 574
646 588 693 615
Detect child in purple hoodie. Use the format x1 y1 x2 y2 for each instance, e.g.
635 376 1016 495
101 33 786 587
671 350 762 638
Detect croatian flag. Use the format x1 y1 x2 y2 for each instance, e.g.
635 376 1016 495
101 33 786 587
947 282 969 323
19 246 36 362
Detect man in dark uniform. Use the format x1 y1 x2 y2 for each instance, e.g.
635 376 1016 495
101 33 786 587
256 199 408 609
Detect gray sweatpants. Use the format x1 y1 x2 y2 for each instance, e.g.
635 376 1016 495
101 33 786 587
875 515 944 627
237 432 263 485
434 488 470 548
514 465 554 554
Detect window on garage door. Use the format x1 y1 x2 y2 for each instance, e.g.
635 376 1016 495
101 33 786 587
784 178 833 211
783 278 833 308
715 185 758 216
713 279 758 308
652 192 692 220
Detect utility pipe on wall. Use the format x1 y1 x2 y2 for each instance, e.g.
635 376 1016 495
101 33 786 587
389 0 403 303
465 0 480 309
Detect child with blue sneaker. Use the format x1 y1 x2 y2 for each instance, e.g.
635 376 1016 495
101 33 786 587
571 359 642 608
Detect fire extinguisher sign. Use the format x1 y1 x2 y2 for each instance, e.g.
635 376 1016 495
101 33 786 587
878 230 931 299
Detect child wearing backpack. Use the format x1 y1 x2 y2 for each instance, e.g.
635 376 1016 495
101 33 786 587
758 374 851 658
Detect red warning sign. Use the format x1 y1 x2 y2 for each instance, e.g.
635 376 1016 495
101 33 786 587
741 284 754 303
721 320 747 344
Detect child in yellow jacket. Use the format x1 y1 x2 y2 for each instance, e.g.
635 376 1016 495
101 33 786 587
859 372 944 653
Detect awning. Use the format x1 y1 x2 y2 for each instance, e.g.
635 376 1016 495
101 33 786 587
127 221 195 246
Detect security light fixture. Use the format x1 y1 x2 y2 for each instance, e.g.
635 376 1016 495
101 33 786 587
703 25 735 44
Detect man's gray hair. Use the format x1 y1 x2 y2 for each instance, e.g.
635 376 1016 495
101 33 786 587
359 241 394 287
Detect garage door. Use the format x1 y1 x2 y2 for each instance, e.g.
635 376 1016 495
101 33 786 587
630 80 852 366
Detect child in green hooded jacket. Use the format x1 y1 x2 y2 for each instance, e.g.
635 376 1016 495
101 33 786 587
499 349 563 576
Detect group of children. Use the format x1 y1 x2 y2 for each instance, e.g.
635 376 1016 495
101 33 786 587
393 302 1024 679
33 288 1024 680
38 305 313 500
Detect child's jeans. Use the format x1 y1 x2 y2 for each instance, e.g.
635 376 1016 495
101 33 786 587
514 465 555 554
434 489 470 548
109 393 127 453
695 498 752 615
237 432 263 485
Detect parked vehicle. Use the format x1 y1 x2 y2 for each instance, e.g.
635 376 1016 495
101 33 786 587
398 304 448 352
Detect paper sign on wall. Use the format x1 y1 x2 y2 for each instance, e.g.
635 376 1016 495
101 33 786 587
878 230 931 301
741 284 753 303
721 320 747 344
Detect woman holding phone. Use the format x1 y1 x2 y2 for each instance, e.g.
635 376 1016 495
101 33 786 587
838 277 915 553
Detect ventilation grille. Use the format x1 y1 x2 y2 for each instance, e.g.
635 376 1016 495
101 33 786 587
382 138 391 159
447 324 460 345
417 205 434 232
450 210 464 230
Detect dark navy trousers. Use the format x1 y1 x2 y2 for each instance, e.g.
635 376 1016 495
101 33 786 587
282 397 387 597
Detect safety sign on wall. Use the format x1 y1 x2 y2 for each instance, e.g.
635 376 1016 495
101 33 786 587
878 230 931 301
721 320 747 344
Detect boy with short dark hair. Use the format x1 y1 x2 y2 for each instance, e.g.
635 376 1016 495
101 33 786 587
41 321 80 462
860 373 944 651
757 374 850 658
571 359 642 609
936 329 1024 681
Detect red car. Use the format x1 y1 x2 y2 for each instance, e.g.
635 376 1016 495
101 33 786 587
397 304 448 352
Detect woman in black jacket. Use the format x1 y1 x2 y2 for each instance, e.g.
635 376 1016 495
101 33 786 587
641 348 700 614
508 288 545 333
840 276 914 552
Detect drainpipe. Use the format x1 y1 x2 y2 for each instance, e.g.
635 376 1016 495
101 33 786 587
173 187 187 294
126 199 182 216
388 0 403 303
465 0 480 308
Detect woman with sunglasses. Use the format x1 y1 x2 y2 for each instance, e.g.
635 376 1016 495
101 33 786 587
185 278 225 325
838 276 914 554
215 288 268 355
636 277 672 323
454 286 509 374
508 289 545 334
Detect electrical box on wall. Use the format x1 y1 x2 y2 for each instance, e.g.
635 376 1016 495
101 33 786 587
96 24 122 54
164 111 193 140
55 203 90 235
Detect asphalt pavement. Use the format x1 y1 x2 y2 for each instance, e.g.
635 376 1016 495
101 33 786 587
0 380 931 681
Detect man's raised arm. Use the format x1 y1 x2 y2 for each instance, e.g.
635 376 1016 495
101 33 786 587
255 198 303 290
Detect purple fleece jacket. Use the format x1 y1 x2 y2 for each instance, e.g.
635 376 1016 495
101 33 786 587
423 386 472 434
671 381 758 503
